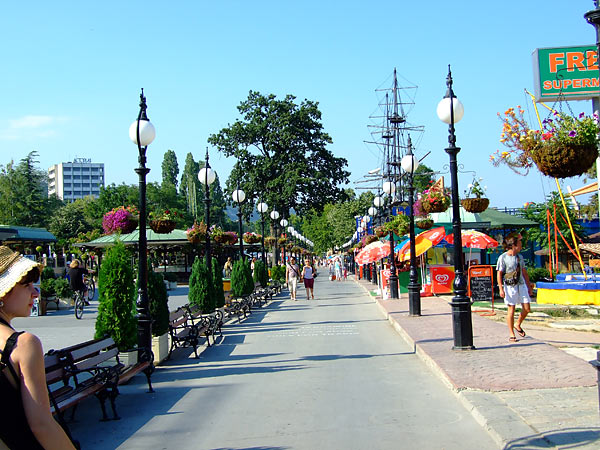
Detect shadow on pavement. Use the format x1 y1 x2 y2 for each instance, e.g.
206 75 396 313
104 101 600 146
503 427 600 449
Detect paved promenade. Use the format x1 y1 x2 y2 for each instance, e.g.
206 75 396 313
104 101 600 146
354 277 600 449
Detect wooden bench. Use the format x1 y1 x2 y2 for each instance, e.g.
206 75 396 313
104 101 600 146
167 307 210 359
45 337 154 423
224 291 251 322
185 304 223 345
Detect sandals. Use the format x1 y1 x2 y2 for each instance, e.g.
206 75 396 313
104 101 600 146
509 336 518 342
515 326 526 337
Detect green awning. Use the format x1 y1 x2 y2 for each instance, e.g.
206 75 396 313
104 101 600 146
0 225 56 243
77 228 190 249
430 207 536 230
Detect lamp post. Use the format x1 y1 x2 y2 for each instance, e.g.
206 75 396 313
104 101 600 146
437 65 474 350
257 201 268 263
287 226 295 260
383 181 399 298
198 148 216 267
270 210 280 265
232 186 246 260
280 218 288 264
401 136 421 316
129 88 155 364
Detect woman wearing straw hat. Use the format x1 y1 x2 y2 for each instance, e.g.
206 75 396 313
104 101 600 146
0 246 76 449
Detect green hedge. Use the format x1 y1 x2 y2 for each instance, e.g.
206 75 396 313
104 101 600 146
231 259 254 297
527 267 551 283
253 260 268 287
148 271 170 337
212 257 225 308
270 265 286 283
189 257 215 313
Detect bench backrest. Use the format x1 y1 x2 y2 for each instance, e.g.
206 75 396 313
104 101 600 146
169 307 189 328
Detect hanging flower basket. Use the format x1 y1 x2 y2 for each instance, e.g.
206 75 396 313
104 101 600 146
278 237 287 246
532 142 597 179
264 236 276 247
461 197 490 213
419 189 451 214
186 221 207 244
383 214 410 237
149 219 176 234
374 226 387 238
243 232 262 244
363 234 378 245
286 243 293 250
415 219 434 230
102 206 139 235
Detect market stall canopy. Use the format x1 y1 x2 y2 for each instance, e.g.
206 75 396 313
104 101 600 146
430 207 537 230
445 230 499 249
578 243 600 255
0 225 56 244
75 228 189 249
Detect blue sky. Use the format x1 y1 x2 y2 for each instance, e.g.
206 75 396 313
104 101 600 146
1 1 598 210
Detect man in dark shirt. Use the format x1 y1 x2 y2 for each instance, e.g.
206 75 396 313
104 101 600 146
68 259 90 304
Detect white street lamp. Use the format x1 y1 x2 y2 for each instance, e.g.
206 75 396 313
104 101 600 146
280 218 288 227
232 189 246 204
400 153 419 174
382 181 396 195
374 196 384 208
256 202 269 213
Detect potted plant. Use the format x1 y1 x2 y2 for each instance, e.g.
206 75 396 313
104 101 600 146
147 270 170 364
102 205 139 234
53 278 73 308
149 209 180 234
253 260 268 288
95 241 138 363
231 259 254 297
419 189 451 214
461 178 489 213
189 257 215 313
382 214 410 237
493 107 600 178
186 221 208 244
269 265 286 283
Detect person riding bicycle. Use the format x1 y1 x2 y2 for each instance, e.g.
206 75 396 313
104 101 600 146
68 259 90 304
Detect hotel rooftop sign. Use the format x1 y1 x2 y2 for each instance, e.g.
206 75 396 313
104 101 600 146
532 45 600 102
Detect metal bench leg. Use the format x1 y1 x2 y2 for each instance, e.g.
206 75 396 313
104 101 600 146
95 389 112 421
144 365 155 393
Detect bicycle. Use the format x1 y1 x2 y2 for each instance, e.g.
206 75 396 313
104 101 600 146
84 274 95 301
74 290 85 319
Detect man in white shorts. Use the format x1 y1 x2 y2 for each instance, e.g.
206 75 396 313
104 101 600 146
496 233 534 343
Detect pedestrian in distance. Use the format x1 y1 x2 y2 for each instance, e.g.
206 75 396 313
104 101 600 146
223 257 233 278
0 246 77 449
286 257 301 300
496 233 533 343
334 258 342 282
302 259 316 300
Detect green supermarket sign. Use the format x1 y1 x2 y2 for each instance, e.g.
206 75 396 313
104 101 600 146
532 45 600 102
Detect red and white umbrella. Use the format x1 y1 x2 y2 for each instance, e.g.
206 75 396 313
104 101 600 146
355 241 391 265
445 230 498 249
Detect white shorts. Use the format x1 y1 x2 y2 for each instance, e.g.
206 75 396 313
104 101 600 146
503 284 531 306
289 278 298 293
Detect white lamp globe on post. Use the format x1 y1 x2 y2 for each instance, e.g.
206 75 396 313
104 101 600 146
270 210 280 265
232 189 246 204
374 196 384 208
280 218 288 228
400 153 419 174
436 93 464 125
198 149 217 266
368 206 377 217
382 181 396 196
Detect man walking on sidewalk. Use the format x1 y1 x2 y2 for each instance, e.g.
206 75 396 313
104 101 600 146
496 232 534 342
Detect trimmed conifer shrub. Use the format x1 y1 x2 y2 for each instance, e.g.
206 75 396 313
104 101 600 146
189 257 215 313
95 241 137 351
212 257 225 308
148 271 170 337
253 260 268 287
270 265 286 283
231 259 254 297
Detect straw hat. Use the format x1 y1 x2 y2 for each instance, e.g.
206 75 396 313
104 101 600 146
0 246 42 300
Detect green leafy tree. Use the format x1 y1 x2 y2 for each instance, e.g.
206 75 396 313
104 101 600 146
161 149 179 189
49 198 94 245
208 91 350 219
95 241 137 350
189 257 215 313
413 164 436 193
522 192 586 251
211 257 225 308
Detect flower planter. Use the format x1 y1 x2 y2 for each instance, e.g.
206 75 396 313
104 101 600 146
421 202 448 214
152 333 169 365
149 219 176 234
119 350 138 367
532 142 597 179
461 197 489 213
415 219 434 230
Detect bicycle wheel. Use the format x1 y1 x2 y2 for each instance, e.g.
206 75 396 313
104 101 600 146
86 278 95 301
74 295 84 319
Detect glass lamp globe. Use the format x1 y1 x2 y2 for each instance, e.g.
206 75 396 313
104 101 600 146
374 196 384 208
364 215 371 222
270 210 280 220
232 189 246 203
198 167 216 185
368 206 377 216
400 154 419 174
357 226 364 233
287 226 294 234
129 119 156 147
257 202 268 213
436 96 464 124
383 181 396 195
280 219 288 227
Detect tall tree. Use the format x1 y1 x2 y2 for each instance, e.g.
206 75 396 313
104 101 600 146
208 91 350 219
413 163 436 193
48 198 94 245
180 153 200 219
161 149 179 188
